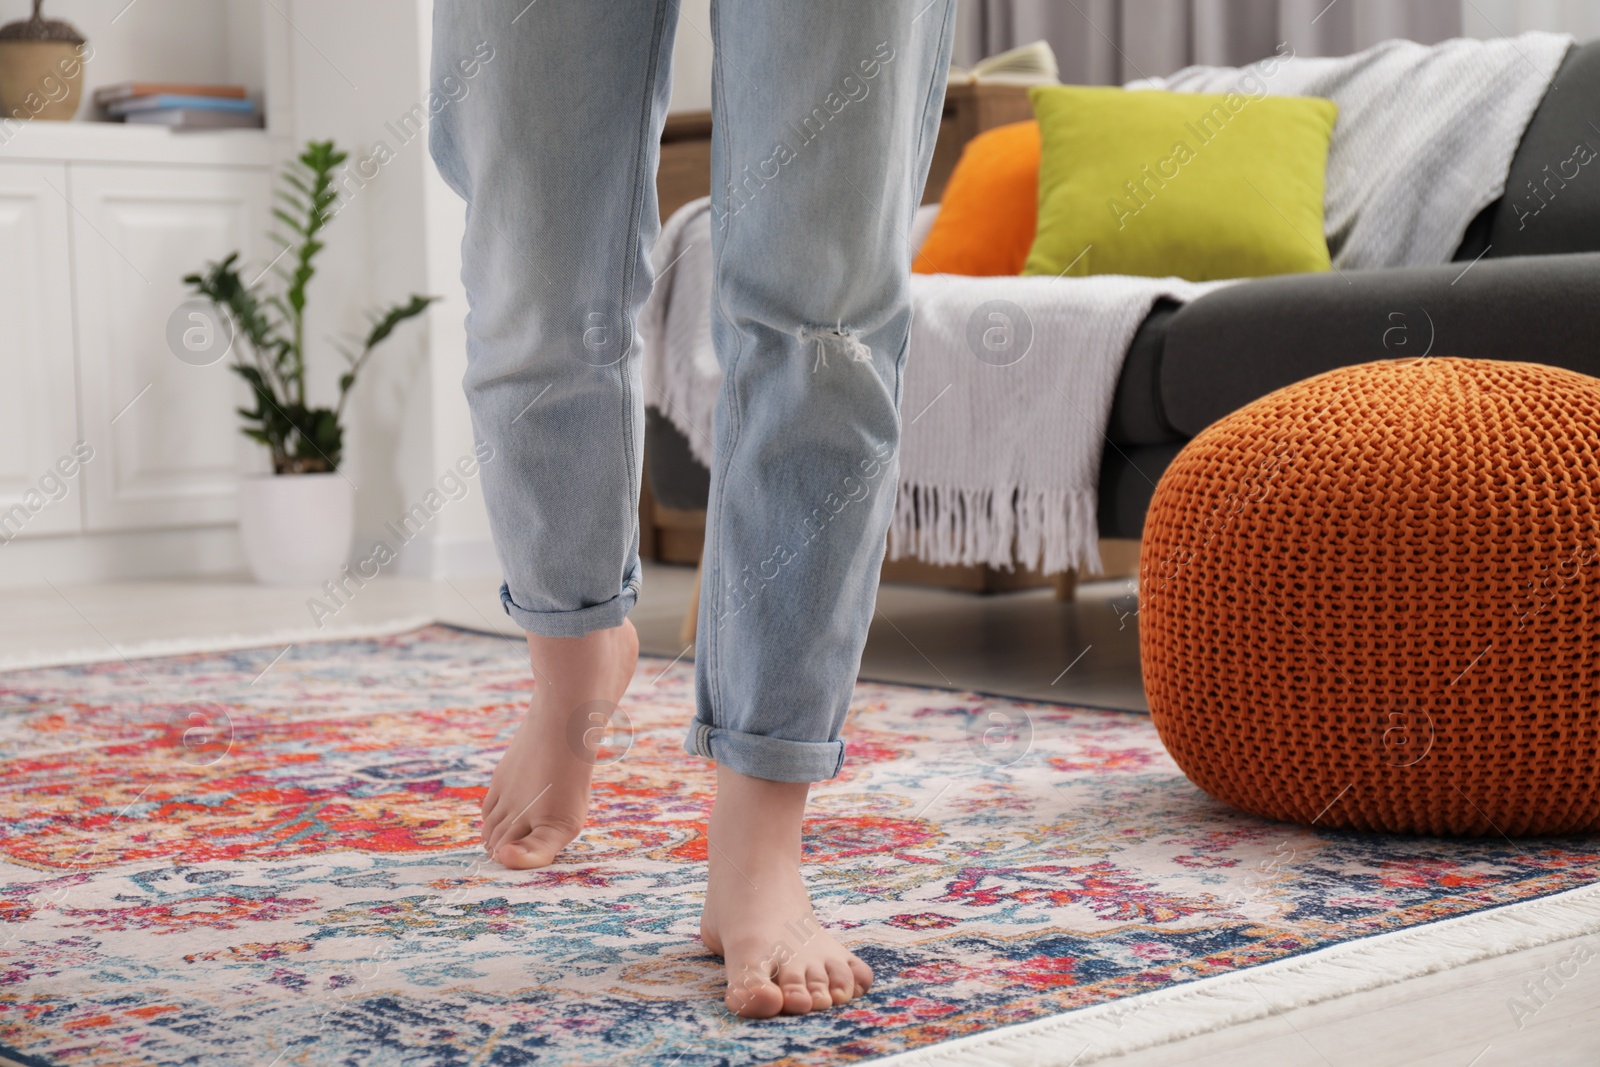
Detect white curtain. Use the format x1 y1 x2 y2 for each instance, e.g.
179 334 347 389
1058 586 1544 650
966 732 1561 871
954 0 1464 82
1463 1 1600 41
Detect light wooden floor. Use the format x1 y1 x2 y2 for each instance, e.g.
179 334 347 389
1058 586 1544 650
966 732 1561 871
0 562 1145 711
1 563 1596 1066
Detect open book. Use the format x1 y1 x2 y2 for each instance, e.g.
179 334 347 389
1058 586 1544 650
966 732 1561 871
948 40 1059 85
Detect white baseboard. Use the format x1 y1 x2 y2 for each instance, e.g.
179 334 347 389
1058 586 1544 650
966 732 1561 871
0 525 245 588
0 524 503 589
418 535 504 581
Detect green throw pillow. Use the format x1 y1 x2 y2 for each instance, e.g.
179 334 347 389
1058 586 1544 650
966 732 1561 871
1022 85 1338 282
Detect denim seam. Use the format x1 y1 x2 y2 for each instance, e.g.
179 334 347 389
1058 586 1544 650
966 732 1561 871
615 0 673 614
894 1 955 416
704 0 741 736
908 0 957 236
889 321 914 415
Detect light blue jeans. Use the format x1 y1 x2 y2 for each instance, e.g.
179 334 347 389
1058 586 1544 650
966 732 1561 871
429 0 957 783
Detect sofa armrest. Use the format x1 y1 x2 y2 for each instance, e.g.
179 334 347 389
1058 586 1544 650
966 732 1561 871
1159 252 1600 438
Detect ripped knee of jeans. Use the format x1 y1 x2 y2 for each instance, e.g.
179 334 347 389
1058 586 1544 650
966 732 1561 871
799 321 872 372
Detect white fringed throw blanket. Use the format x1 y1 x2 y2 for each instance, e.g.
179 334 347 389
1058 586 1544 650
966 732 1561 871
890 269 1226 575
640 32 1571 574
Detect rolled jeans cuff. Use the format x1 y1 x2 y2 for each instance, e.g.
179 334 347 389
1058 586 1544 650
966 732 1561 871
684 720 846 783
498 572 640 638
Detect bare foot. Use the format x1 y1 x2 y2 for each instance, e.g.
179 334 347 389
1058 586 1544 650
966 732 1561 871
480 618 638 869
700 766 874 1018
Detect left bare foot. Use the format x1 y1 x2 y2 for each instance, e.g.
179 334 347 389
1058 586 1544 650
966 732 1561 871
480 619 638 869
699 766 874 1018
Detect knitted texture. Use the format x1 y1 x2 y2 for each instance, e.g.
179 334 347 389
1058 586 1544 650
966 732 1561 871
1140 358 1600 836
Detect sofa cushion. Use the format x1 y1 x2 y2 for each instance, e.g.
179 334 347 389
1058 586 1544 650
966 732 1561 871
1485 39 1600 257
1106 299 1183 445
1098 443 1184 540
643 408 710 510
1157 252 1600 438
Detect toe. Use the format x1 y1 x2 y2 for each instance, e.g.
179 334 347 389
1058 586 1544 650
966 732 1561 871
487 804 580 862
481 763 514 813
483 804 528 857
777 963 813 1015
824 958 856 1005
480 805 506 853
804 964 832 1011
480 791 521 851
724 964 784 1019
493 824 574 870
847 954 874 997
493 842 548 870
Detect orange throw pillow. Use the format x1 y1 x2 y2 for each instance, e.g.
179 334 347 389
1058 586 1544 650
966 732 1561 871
913 120 1041 276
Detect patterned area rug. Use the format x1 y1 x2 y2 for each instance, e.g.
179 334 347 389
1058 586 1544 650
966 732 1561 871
3 624 1598 1067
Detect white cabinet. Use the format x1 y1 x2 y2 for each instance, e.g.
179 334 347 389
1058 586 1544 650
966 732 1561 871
69 164 268 532
0 162 81 540
0 0 306 584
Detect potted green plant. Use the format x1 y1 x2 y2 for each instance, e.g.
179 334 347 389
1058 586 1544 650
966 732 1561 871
185 140 433 585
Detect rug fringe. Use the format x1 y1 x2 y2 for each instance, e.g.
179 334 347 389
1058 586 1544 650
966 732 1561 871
0 614 437 672
874 880 1600 1066
888 482 1102 577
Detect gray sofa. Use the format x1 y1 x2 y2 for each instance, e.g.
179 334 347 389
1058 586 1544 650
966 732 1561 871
649 39 1600 550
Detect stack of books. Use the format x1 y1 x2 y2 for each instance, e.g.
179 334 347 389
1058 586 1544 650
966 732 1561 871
947 40 1060 86
93 83 263 129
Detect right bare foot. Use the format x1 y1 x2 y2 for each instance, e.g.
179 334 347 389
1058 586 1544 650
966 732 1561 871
480 618 638 869
700 767 874 1018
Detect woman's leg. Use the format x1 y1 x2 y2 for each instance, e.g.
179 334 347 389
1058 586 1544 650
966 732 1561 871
690 0 959 1018
428 0 676 865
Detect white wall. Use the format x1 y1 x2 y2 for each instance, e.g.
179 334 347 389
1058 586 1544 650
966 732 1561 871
235 0 713 585
409 0 494 580
1463 0 1600 40
670 0 713 112
272 0 468 580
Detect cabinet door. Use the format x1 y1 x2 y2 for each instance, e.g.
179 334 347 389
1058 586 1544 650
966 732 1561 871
69 163 269 532
0 162 81 540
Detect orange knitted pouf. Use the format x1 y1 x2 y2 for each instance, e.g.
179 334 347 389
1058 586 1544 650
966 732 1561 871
1140 358 1600 836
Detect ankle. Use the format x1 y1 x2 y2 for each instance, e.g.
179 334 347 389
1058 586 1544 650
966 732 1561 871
521 620 637 699
523 618 633 661
709 767 809 856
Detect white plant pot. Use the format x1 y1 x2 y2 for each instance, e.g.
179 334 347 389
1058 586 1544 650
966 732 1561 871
237 472 354 586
